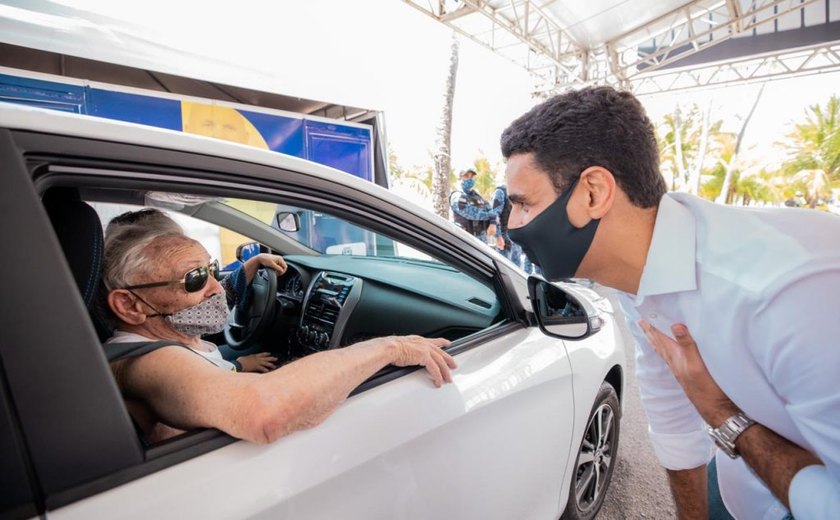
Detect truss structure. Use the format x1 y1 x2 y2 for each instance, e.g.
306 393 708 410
632 40 840 95
403 0 840 94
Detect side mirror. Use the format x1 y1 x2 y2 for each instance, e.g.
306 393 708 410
275 211 301 232
527 275 603 340
235 242 261 262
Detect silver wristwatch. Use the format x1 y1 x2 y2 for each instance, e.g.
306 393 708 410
707 412 756 459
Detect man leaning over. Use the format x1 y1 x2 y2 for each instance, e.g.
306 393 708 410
502 86 840 519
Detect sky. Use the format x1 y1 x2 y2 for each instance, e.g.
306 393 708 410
10 0 840 180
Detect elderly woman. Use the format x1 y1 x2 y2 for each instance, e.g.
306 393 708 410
104 209 281 373
100 210 455 444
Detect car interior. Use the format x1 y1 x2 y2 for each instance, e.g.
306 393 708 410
42 183 508 446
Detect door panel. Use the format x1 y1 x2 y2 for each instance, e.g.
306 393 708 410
48 328 574 520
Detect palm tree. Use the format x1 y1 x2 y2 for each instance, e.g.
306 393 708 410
782 95 840 189
431 32 460 219
698 133 779 206
657 103 722 194
716 83 766 204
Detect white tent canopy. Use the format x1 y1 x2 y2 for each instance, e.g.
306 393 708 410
0 1 380 117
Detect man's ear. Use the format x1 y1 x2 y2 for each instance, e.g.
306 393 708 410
108 290 147 326
578 166 617 220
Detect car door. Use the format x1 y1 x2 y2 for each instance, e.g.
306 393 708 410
2 125 577 520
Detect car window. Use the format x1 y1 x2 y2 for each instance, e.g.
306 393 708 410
92 202 234 267
94 200 438 267
89 191 501 350
222 198 438 262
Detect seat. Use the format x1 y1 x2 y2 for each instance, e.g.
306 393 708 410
44 188 156 447
43 187 111 341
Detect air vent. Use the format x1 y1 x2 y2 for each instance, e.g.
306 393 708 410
467 297 492 309
304 301 340 325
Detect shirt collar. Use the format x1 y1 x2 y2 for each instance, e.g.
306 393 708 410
635 194 697 303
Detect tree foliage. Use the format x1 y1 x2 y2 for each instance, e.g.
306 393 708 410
652 88 840 209
469 154 501 199
657 103 723 193
781 95 840 205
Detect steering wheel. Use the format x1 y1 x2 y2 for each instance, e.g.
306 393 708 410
225 267 277 350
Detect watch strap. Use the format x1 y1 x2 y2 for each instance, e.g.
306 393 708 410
708 412 756 459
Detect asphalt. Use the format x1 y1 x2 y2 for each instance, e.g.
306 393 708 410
594 288 677 519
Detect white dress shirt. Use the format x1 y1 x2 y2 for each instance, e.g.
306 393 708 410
617 193 840 520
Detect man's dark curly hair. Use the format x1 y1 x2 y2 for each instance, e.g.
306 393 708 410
500 86 666 208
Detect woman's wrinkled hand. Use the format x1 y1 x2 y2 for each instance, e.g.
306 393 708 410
387 335 456 388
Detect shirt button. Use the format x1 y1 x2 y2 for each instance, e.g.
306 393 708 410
649 312 658 319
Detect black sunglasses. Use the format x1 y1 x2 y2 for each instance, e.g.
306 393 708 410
123 260 220 293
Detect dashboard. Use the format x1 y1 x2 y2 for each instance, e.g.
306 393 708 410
272 255 501 357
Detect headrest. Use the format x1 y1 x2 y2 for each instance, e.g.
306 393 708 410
43 188 104 306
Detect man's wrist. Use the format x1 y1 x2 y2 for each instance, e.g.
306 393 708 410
701 400 741 428
708 411 756 459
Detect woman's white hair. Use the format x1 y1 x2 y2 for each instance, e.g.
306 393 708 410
101 209 190 292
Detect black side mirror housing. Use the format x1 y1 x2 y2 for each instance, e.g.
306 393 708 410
527 275 603 340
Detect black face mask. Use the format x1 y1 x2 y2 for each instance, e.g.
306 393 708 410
508 178 600 281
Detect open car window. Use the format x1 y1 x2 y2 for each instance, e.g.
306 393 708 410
222 198 439 262
87 189 502 359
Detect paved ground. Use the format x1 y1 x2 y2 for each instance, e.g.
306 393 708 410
595 288 677 519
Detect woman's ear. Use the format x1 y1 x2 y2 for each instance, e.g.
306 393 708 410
578 166 617 220
108 290 146 326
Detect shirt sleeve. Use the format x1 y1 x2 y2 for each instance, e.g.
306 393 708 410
449 191 461 214
618 295 714 470
751 270 840 517
490 188 505 210
491 189 506 234
221 266 250 310
789 465 840 520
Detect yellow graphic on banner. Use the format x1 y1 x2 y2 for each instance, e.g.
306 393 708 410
181 101 271 265
181 101 269 149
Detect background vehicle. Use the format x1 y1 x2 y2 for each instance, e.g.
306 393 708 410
0 103 625 520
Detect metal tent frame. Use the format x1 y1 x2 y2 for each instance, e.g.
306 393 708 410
404 0 840 94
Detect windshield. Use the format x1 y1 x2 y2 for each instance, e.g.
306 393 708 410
221 198 440 263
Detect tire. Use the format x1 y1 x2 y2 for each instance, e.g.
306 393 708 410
561 382 621 520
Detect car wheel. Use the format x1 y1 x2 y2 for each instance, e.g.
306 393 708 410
561 382 620 520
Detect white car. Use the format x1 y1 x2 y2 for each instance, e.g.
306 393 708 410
0 103 625 520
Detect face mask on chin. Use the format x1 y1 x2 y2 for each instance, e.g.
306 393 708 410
162 292 230 337
507 178 600 281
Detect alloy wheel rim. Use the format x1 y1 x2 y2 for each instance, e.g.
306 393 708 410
573 402 615 514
